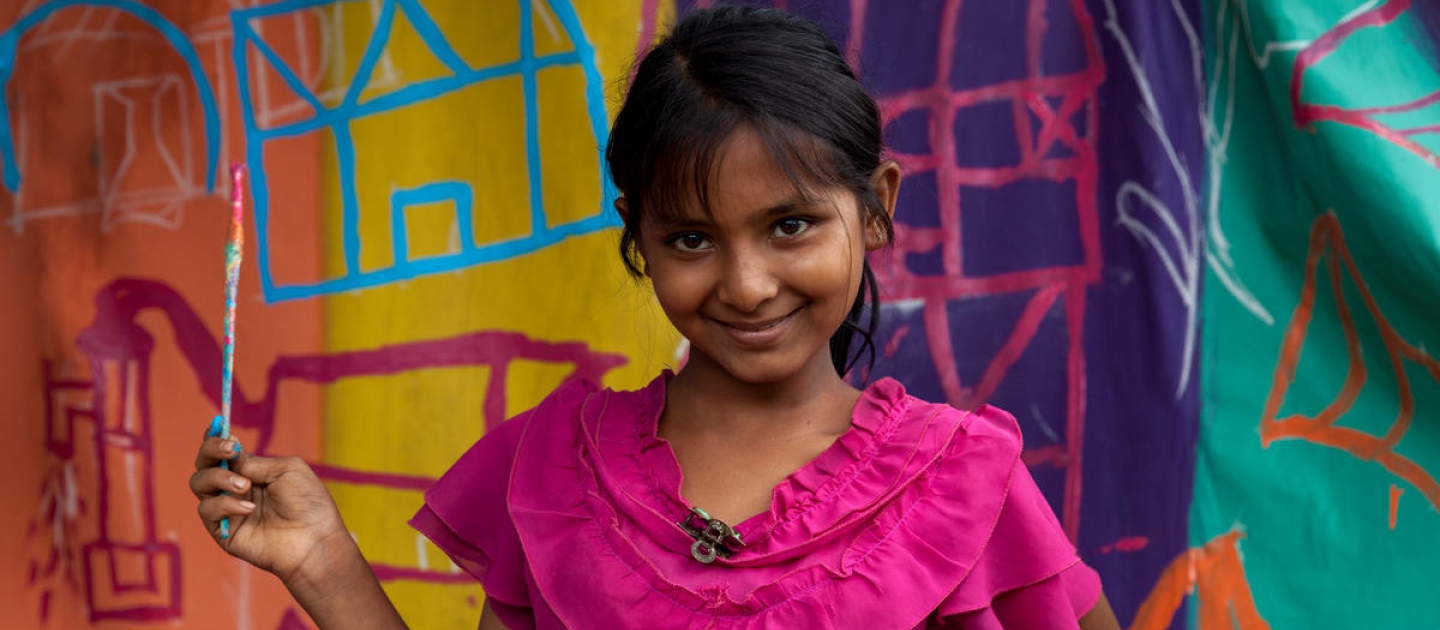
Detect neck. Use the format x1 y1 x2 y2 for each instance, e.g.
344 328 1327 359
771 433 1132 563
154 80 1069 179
663 351 860 441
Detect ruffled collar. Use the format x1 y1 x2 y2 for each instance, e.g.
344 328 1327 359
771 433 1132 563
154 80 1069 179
505 373 1026 627
614 371 923 562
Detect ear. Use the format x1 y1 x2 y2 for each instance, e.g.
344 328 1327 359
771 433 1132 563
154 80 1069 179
864 160 902 251
615 196 650 276
614 196 630 225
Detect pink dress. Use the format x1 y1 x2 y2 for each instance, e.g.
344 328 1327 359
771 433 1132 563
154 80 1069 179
410 373 1101 629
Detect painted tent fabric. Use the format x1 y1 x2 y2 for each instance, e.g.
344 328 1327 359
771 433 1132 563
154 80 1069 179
0 0 1435 629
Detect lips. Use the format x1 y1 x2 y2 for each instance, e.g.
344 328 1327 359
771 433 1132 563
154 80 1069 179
723 314 792 332
711 307 802 347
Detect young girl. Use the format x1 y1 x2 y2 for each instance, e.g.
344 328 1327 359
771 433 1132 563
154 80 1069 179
191 6 1120 629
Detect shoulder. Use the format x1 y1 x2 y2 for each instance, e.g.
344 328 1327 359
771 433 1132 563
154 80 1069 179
868 378 1025 474
867 378 1022 441
417 373 665 531
889 388 1068 567
407 376 637 616
884 394 1100 625
429 376 606 499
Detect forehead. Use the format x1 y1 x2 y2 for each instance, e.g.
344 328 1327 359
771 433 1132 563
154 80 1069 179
708 126 805 205
651 124 844 223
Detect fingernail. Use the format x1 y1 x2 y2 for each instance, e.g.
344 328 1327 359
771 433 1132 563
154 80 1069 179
239 500 256 510
232 477 248 490
222 441 237 454
208 415 223 438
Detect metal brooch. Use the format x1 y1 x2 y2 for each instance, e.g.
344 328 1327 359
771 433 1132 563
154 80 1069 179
678 507 746 564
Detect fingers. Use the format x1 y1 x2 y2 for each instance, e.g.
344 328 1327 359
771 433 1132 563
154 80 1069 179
197 493 256 535
189 464 251 499
232 455 313 486
195 435 244 470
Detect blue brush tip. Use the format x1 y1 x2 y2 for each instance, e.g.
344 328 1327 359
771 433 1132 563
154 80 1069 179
210 415 232 539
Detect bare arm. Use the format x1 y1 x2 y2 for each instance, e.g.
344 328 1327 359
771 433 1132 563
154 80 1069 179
191 435 408 629
1079 591 1121 630
282 528 408 630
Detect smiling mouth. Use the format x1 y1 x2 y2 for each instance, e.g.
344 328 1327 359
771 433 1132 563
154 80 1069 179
715 308 801 332
714 307 806 336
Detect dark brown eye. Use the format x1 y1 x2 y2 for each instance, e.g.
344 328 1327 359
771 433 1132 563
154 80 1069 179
772 218 812 238
670 232 712 252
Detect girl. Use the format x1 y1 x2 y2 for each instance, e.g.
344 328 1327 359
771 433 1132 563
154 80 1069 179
191 6 1120 629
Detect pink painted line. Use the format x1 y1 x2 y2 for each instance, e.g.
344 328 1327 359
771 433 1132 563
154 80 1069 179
874 267 1097 303
879 73 1102 115
630 0 660 85
936 0 965 277
1061 287 1088 543
938 157 1091 187
1292 0 1411 126
1013 94 1036 166
1308 106 1440 168
1351 88 1440 116
971 285 1064 405
923 299 967 408
845 0 869 69
1288 1 1440 169
883 325 911 359
1401 123 1440 136
78 279 627 459
1026 0 1046 79
1099 536 1149 554
887 153 940 173
890 224 947 253
1022 444 1068 468
370 563 476 584
1073 141 1104 284
310 462 435 492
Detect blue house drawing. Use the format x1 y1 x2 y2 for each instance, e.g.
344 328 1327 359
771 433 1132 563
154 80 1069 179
233 0 616 302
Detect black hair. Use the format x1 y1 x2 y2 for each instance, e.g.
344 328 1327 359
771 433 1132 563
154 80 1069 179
606 4 893 377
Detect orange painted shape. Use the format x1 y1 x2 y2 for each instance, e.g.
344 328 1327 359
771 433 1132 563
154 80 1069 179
1389 484 1404 530
1259 213 1440 512
1128 530 1271 630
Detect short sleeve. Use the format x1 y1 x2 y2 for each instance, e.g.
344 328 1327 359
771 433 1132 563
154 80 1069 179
409 408 535 626
932 461 1103 629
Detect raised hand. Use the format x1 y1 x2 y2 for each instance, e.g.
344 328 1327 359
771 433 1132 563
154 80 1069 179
189 422 351 583
189 419 408 628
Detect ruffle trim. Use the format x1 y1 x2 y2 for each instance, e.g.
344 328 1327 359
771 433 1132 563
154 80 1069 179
413 376 1100 628
482 377 1087 628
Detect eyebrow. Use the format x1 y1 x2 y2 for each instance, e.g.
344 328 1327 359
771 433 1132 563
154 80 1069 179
760 197 823 217
647 196 823 230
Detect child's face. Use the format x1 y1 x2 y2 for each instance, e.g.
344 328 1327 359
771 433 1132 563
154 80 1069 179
634 126 892 385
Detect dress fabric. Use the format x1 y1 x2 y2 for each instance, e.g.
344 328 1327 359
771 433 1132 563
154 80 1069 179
410 373 1101 629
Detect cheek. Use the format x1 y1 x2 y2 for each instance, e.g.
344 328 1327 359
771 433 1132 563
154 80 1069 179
647 267 704 318
786 238 864 302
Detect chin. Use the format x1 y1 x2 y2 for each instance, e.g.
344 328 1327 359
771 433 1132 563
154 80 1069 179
710 352 820 385
723 366 795 385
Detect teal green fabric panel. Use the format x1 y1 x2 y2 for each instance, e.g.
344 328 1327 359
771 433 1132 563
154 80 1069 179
1197 1 1440 628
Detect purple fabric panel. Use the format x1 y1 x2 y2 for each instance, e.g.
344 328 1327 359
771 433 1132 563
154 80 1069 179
1414 0 1440 65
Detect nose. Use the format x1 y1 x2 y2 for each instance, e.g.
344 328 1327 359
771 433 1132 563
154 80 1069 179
716 248 778 313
